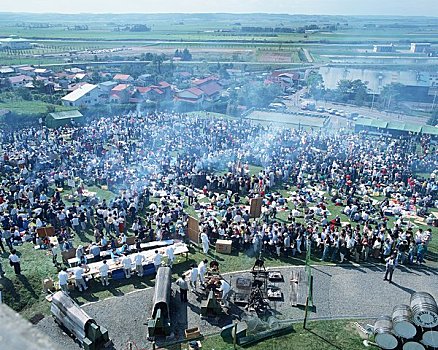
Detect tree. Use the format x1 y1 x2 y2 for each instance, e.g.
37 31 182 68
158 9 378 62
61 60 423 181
351 79 368 106
379 83 404 110
91 71 102 84
333 79 368 105
16 87 32 101
236 82 282 109
181 48 192 61
306 72 325 101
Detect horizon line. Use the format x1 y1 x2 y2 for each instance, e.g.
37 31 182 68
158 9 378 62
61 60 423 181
0 11 436 18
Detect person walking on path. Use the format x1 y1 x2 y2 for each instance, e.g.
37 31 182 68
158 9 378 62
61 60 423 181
153 250 162 272
188 264 199 292
8 249 21 275
198 259 208 287
384 253 397 283
175 274 189 302
58 267 69 293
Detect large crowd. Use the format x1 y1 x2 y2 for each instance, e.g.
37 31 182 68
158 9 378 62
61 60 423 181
0 112 436 283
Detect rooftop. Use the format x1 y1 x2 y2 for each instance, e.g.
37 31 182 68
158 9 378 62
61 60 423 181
61 83 98 102
48 110 83 120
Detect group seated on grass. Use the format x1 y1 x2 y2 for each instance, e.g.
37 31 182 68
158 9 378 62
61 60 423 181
0 112 436 284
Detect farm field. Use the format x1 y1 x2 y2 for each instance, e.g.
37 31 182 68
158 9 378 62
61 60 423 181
0 13 437 67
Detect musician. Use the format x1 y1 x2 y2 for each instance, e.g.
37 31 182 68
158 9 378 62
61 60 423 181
218 279 231 307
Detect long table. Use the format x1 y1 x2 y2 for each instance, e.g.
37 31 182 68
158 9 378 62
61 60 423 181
67 242 189 280
67 240 176 267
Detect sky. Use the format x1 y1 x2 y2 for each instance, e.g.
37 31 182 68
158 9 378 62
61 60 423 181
1 0 437 17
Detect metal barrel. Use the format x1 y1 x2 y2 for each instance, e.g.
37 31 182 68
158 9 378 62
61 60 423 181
392 304 417 339
421 330 438 348
374 316 399 350
402 341 425 350
410 292 438 329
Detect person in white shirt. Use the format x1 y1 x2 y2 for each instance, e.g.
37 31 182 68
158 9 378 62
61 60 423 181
200 231 210 255
189 264 199 292
219 279 231 307
134 253 145 277
166 246 175 268
122 255 132 278
99 260 110 286
73 266 87 291
198 259 208 287
58 267 69 293
8 249 21 275
153 250 162 271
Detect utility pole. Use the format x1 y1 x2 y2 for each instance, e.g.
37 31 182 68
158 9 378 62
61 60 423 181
432 91 437 111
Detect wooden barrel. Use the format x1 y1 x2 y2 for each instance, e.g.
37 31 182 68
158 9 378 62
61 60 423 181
422 330 438 348
393 304 417 339
410 292 438 329
374 316 398 350
403 341 425 350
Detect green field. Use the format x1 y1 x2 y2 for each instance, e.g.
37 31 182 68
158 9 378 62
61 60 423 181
197 320 370 350
0 12 437 67
0 100 74 115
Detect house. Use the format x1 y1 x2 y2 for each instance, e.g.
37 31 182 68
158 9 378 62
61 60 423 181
8 75 33 88
110 84 132 103
0 66 15 77
113 74 134 83
98 81 118 93
192 75 219 87
61 83 100 107
197 80 222 101
410 43 431 53
65 67 84 74
373 44 395 53
46 110 84 128
16 66 35 76
175 87 204 104
33 68 52 77
137 74 154 84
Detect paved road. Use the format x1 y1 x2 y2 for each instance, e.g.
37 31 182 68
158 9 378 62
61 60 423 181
36 263 438 350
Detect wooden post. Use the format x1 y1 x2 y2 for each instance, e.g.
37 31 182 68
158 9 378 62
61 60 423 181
233 322 238 349
303 296 309 330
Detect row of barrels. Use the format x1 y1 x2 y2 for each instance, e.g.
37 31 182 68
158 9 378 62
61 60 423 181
374 292 438 350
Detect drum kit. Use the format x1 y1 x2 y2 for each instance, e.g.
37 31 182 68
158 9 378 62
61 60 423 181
372 292 438 350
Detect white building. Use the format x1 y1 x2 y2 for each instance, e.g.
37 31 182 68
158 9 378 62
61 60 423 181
0 38 31 50
410 43 431 53
61 84 100 107
319 66 435 94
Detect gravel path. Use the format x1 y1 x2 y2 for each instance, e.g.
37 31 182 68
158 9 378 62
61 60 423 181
37 263 438 350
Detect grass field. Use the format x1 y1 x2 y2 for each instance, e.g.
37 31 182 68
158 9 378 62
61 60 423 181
0 100 75 115
196 319 370 350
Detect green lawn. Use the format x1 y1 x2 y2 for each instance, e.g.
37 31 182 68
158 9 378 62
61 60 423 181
181 319 372 350
0 100 75 116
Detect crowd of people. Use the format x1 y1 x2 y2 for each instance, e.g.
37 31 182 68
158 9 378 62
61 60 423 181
0 112 436 288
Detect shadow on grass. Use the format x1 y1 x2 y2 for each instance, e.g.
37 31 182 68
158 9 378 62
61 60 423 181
304 328 344 350
17 274 39 299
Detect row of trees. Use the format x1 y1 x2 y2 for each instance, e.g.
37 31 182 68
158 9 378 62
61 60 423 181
306 72 407 109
